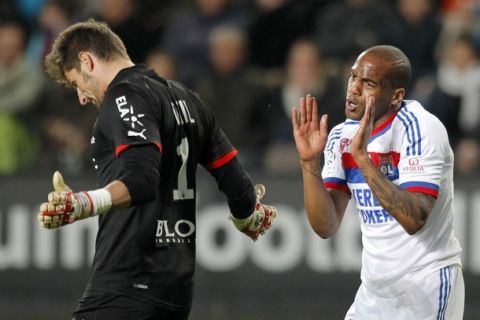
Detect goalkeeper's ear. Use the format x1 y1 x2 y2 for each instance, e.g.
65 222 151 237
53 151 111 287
53 171 72 192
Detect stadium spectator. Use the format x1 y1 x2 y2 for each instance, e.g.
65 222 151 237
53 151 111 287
259 39 344 175
145 48 177 80
194 24 266 168
94 0 160 63
427 34 480 175
390 0 442 102
313 0 397 62
27 0 77 66
436 0 480 59
247 0 321 69
161 0 250 86
33 80 97 175
23 0 96 175
0 20 43 174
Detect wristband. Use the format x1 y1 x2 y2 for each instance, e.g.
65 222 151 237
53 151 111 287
88 188 112 215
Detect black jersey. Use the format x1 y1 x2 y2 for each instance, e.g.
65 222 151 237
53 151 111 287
87 65 236 310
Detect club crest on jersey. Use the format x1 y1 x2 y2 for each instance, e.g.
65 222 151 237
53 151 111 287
379 154 395 177
155 219 195 245
116 95 147 139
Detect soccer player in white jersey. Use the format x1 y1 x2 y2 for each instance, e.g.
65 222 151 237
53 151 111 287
291 45 464 319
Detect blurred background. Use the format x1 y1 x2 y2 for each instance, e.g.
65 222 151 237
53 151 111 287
1 0 480 319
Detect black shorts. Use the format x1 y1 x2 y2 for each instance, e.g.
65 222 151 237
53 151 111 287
71 292 190 320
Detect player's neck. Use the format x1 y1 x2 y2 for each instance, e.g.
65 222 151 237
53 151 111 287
101 58 135 93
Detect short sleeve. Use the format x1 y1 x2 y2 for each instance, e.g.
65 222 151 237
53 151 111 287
397 107 446 198
100 84 162 157
322 124 350 195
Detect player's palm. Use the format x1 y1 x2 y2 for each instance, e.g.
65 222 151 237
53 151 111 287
292 95 328 162
351 96 375 160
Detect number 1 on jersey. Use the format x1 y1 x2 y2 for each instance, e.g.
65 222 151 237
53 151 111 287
173 138 194 200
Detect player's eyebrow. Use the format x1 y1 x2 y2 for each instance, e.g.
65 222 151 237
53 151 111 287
351 70 378 86
362 77 378 86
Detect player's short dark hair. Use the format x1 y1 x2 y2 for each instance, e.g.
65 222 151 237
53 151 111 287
44 19 129 84
364 45 412 90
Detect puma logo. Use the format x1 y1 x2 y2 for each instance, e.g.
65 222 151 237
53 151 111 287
127 129 147 140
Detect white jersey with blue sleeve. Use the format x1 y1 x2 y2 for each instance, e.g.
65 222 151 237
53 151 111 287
322 100 462 297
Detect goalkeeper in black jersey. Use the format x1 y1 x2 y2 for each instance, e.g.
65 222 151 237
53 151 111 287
39 20 277 320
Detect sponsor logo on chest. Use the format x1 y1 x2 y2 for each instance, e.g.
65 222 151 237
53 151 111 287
155 219 195 245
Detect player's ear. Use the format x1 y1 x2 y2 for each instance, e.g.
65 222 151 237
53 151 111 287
78 52 94 72
391 88 405 106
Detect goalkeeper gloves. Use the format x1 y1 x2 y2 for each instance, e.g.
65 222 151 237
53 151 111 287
231 184 277 241
38 171 112 229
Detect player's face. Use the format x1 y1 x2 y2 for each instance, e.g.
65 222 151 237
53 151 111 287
345 53 397 124
64 66 104 107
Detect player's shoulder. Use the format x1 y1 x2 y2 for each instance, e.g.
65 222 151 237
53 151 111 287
104 81 144 105
395 100 446 131
105 66 168 100
328 119 358 137
325 120 355 152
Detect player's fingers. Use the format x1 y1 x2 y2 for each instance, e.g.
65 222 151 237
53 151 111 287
306 94 313 124
368 96 375 125
311 97 319 129
48 191 69 204
38 212 64 229
38 213 52 228
299 96 307 125
320 114 328 137
262 205 277 229
359 102 371 134
39 202 67 215
53 171 72 192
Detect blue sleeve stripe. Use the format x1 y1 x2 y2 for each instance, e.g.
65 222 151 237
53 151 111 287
405 106 422 156
399 181 439 190
326 126 343 150
400 107 422 156
323 177 347 184
396 112 413 156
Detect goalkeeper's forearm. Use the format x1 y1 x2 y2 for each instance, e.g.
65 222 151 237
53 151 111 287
104 180 132 210
80 188 112 217
208 157 256 218
73 180 132 217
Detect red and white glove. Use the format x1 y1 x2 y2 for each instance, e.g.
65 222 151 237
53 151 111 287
38 171 112 229
231 184 277 241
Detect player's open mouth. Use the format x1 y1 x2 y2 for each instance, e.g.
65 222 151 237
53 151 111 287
346 99 358 111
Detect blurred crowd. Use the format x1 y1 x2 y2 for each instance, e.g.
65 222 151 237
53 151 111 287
0 0 479 178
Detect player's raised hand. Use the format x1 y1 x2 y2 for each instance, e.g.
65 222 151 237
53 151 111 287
292 94 329 162
231 184 277 241
38 171 94 229
351 96 375 162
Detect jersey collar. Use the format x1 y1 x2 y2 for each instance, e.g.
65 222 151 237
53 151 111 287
369 101 405 141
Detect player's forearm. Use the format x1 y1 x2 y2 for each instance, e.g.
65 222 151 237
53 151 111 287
300 160 342 238
355 156 432 235
105 180 131 209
